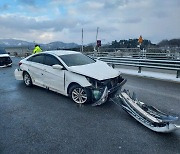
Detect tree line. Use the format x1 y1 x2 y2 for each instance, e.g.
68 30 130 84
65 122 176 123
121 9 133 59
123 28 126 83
109 39 155 48
108 38 180 48
61 38 180 52
157 39 180 47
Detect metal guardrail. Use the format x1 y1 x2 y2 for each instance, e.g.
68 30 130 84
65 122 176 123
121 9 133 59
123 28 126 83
85 47 180 60
95 57 180 78
86 51 180 60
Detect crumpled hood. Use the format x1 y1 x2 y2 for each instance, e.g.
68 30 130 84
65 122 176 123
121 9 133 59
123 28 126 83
68 60 120 80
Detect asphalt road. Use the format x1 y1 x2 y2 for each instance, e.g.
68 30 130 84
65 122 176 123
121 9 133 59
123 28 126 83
0 57 180 154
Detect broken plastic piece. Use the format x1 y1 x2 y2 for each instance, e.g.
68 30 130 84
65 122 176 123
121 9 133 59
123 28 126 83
92 87 108 106
118 91 180 133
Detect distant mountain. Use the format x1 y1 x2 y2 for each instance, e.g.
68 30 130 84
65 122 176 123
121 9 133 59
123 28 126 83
0 39 80 50
44 41 80 50
0 39 33 47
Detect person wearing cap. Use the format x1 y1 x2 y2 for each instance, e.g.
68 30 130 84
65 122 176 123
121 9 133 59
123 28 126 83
33 44 42 54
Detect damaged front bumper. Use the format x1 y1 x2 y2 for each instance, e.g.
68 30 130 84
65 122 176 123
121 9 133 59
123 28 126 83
91 78 127 106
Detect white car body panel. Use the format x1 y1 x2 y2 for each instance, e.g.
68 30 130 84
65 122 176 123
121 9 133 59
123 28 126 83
21 60 45 86
0 54 10 57
64 71 92 93
14 69 23 80
43 65 65 93
14 50 121 99
68 60 120 80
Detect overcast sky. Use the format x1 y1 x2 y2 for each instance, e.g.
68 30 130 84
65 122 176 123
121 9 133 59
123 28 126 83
0 0 180 44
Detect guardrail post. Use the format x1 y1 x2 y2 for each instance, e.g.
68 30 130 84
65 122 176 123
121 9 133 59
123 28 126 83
112 64 115 68
138 66 141 73
176 70 180 78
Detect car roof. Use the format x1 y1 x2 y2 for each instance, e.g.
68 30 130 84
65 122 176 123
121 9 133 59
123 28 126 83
43 50 81 56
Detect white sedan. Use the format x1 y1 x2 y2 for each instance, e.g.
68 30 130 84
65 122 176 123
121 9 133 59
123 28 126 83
14 50 125 105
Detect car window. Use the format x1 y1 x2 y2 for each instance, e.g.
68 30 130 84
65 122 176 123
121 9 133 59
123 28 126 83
27 55 44 64
59 53 96 67
0 49 6 54
44 55 62 66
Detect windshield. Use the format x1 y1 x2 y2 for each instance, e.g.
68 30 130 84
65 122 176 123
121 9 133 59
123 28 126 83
60 53 96 67
0 49 7 54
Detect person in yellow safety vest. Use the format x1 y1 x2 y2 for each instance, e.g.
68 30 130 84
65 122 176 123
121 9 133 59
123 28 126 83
33 44 42 54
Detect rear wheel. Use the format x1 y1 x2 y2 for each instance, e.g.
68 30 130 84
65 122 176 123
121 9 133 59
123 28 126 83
23 72 32 87
69 84 91 104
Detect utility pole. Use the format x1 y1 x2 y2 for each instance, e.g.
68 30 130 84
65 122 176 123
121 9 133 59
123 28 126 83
96 27 99 43
94 27 99 56
81 28 83 52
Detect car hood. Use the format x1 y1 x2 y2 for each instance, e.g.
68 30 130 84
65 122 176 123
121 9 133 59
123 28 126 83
0 54 10 57
68 60 120 80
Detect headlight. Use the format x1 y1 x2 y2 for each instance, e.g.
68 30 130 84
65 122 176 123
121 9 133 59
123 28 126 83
107 63 114 68
86 76 96 86
92 89 102 100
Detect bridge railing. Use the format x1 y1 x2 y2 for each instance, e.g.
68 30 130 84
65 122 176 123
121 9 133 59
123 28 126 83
93 56 180 78
85 47 180 60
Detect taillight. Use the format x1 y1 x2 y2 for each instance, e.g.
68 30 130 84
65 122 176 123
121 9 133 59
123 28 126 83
19 62 22 66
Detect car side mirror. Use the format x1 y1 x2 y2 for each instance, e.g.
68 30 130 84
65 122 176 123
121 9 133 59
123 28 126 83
52 64 63 70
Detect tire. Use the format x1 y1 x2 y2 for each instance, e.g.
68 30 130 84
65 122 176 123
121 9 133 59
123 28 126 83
69 84 91 104
23 72 32 87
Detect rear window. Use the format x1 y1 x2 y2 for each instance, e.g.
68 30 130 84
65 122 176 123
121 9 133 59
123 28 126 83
27 55 44 64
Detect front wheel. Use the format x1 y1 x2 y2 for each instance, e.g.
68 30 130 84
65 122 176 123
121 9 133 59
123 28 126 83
69 84 91 104
23 72 32 87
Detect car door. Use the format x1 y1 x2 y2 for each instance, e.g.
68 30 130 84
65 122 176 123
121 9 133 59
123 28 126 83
43 54 65 93
26 54 45 86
